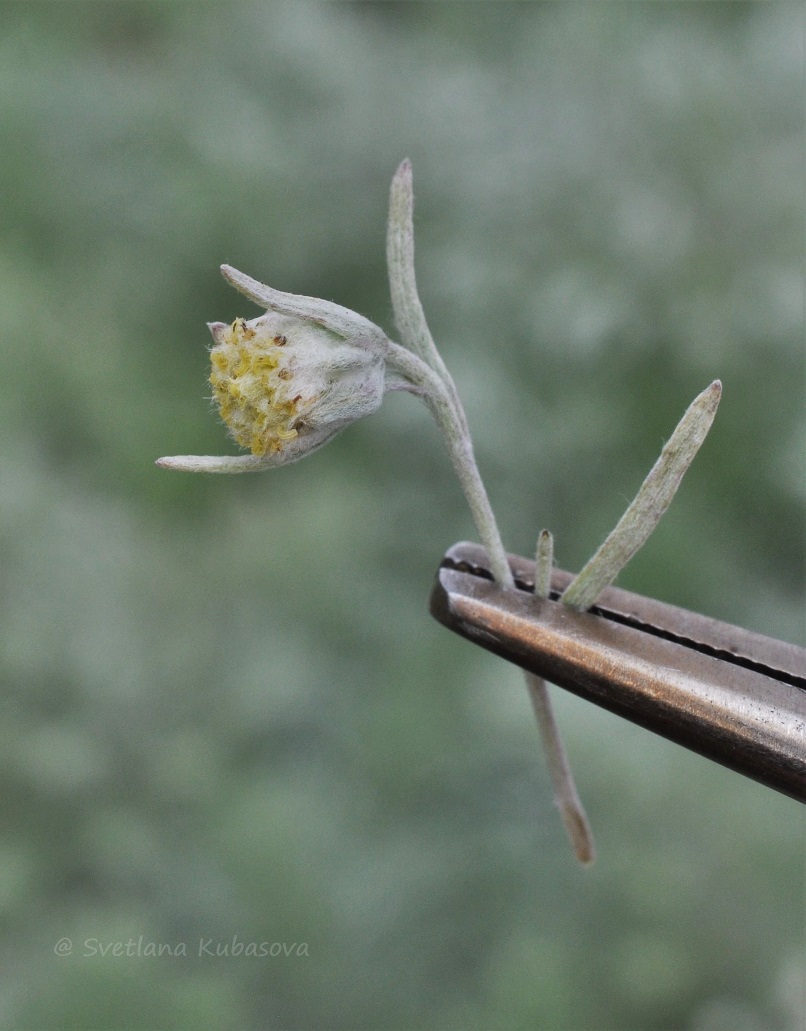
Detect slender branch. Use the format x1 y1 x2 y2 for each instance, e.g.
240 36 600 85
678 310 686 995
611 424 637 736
384 341 513 588
528 529 595 865
387 341 594 864
385 328 596 864
526 674 595 865
533 528 554 599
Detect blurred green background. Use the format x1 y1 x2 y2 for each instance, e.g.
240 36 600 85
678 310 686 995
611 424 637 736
0 3 803 1029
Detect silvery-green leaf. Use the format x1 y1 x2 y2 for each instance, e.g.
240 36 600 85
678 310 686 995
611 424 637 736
561 380 722 611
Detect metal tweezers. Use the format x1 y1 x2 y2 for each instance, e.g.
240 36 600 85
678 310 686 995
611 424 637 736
430 541 806 803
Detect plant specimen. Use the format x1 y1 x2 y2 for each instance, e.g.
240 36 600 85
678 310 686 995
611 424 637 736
158 161 720 864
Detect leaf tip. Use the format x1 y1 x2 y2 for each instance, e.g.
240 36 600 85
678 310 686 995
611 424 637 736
696 379 722 420
394 157 412 179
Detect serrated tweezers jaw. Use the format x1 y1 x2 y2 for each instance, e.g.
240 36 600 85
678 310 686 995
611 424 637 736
431 542 806 803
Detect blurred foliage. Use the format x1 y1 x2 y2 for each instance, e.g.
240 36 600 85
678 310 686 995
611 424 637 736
0 2 803 1029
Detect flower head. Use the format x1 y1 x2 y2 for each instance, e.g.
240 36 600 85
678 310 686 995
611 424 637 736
208 312 386 459
157 264 411 473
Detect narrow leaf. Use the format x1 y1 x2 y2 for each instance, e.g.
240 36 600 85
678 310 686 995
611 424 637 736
561 380 722 611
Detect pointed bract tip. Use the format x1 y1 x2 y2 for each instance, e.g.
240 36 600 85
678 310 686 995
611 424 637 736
207 321 228 343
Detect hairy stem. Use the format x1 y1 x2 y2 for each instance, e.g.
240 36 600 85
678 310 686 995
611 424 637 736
384 341 513 588
529 529 595 865
526 674 595 865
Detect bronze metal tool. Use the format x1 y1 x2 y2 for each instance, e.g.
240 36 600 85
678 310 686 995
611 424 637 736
430 541 806 802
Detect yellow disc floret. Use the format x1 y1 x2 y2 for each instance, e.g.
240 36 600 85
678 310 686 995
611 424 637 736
209 318 301 456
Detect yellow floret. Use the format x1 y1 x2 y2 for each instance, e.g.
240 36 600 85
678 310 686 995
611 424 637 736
210 351 230 373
